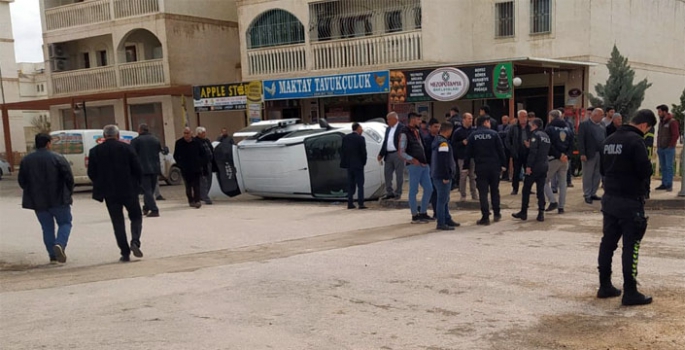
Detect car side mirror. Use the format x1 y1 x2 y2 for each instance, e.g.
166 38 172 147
162 146 169 155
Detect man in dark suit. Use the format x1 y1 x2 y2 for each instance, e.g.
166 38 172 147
131 123 162 217
341 123 368 209
88 125 144 262
377 111 404 199
174 127 207 208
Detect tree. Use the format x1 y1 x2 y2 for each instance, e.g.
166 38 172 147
588 45 652 120
671 87 685 132
30 115 51 134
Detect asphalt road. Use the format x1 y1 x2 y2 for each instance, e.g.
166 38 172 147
1 176 684 350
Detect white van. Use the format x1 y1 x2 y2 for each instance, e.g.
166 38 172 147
49 130 182 186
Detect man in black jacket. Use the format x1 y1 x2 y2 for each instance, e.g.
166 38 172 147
513 118 551 222
18 133 74 264
131 124 162 217
596 109 657 306
478 105 499 131
543 110 574 214
377 112 404 199
88 125 144 262
340 123 368 209
174 127 207 208
451 113 477 201
506 110 531 195
195 126 215 205
463 116 507 225
432 122 460 230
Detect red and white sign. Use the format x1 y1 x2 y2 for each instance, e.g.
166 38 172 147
424 67 470 101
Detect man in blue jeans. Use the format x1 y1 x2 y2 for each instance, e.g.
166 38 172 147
18 133 74 264
399 112 434 224
431 122 460 230
656 104 680 191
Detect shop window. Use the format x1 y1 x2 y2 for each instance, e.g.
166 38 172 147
496 1 515 38
385 10 402 33
248 9 305 49
304 133 348 198
530 0 551 34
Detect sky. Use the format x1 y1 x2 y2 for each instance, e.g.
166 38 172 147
10 0 43 63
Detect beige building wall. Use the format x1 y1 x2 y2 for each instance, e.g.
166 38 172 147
1 0 29 154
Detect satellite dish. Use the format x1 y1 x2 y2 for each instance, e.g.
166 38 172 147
319 118 331 130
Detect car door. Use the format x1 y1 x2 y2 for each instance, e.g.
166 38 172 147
303 132 348 199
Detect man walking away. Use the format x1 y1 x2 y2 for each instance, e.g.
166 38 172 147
578 108 606 204
451 113 477 201
88 125 144 262
506 110 531 195
544 110 574 214
340 123 368 210
463 116 507 225
174 127 207 208
399 112 434 224
378 112 405 199
597 109 657 306
432 122 460 230
513 118 551 222
423 118 440 217
131 124 162 217
195 126 215 204
655 104 680 192
18 133 74 264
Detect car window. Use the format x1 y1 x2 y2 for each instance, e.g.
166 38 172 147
304 133 347 198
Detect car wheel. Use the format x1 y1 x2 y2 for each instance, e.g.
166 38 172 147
166 166 182 186
0 168 3 180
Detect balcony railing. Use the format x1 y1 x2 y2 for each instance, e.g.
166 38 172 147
312 31 422 71
52 66 117 95
45 0 160 31
119 59 165 87
45 0 110 31
247 44 307 76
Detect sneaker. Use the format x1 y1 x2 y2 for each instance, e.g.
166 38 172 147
130 242 144 258
419 213 435 221
53 244 67 263
446 219 461 227
49 258 58 265
147 211 160 218
436 225 455 231
476 217 490 226
411 215 428 224
545 202 558 212
119 255 131 262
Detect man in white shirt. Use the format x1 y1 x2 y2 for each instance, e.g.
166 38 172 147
377 112 405 199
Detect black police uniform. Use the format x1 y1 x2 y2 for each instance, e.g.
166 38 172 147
520 128 551 218
463 126 507 222
598 125 653 305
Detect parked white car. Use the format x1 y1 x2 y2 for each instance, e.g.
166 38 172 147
0 158 11 180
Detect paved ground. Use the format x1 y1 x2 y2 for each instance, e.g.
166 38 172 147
1 176 684 350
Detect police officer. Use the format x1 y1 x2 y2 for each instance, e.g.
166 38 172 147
544 110 574 214
513 118 551 222
597 109 657 306
463 115 507 225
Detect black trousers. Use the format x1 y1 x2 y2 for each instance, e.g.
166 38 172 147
502 148 511 179
476 170 501 218
598 195 648 287
182 172 201 204
105 196 142 257
429 180 437 214
347 168 365 207
512 152 527 192
141 174 158 212
521 173 546 212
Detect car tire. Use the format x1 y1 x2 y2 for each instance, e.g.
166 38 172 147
0 168 3 180
166 166 182 186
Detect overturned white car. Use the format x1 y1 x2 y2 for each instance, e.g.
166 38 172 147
209 118 387 200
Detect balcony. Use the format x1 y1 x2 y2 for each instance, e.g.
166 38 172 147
312 30 422 71
45 0 160 31
51 59 166 95
247 44 307 76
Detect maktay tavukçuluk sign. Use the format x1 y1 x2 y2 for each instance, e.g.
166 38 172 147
262 71 390 101
193 82 257 112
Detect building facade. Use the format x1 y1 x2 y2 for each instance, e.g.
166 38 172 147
17 62 49 151
0 0 26 155
236 0 685 123
39 0 242 147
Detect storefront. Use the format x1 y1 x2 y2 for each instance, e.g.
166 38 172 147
192 81 263 136
262 70 390 123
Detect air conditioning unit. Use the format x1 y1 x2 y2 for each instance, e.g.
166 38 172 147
51 58 68 72
48 43 66 58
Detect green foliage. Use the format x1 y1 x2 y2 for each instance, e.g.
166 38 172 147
588 45 652 120
671 87 685 129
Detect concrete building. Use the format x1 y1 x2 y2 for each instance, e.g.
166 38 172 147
236 0 685 123
0 0 26 156
36 0 242 147
17 62 49 151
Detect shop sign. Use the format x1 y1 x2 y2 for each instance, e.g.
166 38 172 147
193 82 256 112
262 71 390 101
389 62 513 102
245 81 263 124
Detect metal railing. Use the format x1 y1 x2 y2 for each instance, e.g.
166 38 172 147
119 59 165 87
312 30 422 70
247 44 307 76
51 66 117 95
45 0 111 31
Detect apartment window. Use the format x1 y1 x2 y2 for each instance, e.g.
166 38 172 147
340 15 372 39
496 1 515 37
37 85 40 92
125 46 137 62
248 9 305 49
385 10 402 33
530 0 552 34
414 7 422 29
97 50 107 66
82 52 90 69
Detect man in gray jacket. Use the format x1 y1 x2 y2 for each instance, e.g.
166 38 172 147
578 108 606 204
131 124 162 217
